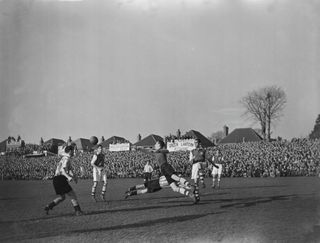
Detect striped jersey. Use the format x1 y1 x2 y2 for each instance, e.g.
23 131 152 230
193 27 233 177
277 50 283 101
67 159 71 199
55 155 72 176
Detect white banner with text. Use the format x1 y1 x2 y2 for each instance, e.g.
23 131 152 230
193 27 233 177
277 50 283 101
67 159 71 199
109 143 131 152
167 139 196 152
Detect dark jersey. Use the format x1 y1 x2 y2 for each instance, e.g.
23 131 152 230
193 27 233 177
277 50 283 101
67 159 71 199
191 148 206 164
94 153 105 167
154 149 169 167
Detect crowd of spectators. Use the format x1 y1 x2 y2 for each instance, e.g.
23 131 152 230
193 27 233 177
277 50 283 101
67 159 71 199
0 138 319 180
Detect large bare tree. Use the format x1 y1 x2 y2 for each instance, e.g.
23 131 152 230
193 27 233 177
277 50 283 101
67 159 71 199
240 86 287 141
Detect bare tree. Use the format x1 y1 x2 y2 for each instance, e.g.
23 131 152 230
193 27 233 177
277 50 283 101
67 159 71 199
240 86 286 141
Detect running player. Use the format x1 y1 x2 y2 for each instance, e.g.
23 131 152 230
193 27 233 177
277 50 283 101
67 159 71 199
137 140 197 203
44 145 83 216
91 144 108 202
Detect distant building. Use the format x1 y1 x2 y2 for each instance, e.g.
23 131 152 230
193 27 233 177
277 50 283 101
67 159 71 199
0 139 7 153
100 136 131 149
183 130 215 148
73 138 94 152
219 128 263 144
133 134 163 149
44 138 66 154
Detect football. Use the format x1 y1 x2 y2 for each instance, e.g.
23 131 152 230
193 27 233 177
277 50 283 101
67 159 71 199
90 136 99 145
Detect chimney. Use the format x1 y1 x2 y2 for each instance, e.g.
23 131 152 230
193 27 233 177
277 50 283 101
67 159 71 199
223 125 229 137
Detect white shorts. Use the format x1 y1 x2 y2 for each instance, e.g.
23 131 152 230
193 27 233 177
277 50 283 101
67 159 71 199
191 162 201 180
159 175 169 188
211 164 223 177
93 167 107 182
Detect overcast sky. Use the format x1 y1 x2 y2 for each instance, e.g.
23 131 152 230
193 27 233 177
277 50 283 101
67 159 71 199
0 0 319 144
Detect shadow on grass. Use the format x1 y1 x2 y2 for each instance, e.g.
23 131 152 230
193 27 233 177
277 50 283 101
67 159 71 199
222 185 287 190
0 200 202 225
1 211 225 241
215 194 298 209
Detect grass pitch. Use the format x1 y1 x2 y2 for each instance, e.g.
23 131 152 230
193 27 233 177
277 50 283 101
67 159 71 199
1 177 320 242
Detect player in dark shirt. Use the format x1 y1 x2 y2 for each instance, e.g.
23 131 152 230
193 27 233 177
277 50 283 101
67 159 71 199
124 175 192 198
90 145 108 202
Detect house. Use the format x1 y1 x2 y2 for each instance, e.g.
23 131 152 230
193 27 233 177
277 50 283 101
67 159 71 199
183 130 215 147
133 134 163 149
100 136 131 148
44 138 66 154
73 138 94 152
0 139 6 153
219 128 263 144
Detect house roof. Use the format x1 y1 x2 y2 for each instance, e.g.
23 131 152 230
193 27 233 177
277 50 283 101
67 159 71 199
0 139 6 153
73 138 93 151
44 138 65 146
184 130 215 147
100 136 131 148
219 128 263 144
134 134 163 147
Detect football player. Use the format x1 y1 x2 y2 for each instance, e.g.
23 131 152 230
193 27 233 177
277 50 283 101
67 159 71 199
189 138 209 201
124 175 195 200
44 146 83 216
137 141 198 203
90 144 108 202
211 150 224 188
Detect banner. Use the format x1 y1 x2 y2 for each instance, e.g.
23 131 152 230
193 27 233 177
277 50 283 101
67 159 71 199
6 141 21 151
109 143 131 152
167 139 196 152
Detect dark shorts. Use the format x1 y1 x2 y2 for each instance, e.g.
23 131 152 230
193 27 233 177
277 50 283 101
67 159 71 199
146 179 162 193
160 163 176 185
53 175 72 195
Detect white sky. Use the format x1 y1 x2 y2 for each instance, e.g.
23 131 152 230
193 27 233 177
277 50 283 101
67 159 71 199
0 0 319 144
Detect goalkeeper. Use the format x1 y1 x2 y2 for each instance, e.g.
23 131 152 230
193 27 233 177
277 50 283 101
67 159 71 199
124 175 196 202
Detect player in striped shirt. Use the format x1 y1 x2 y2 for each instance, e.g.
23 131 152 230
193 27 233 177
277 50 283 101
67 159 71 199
44 146 83 216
